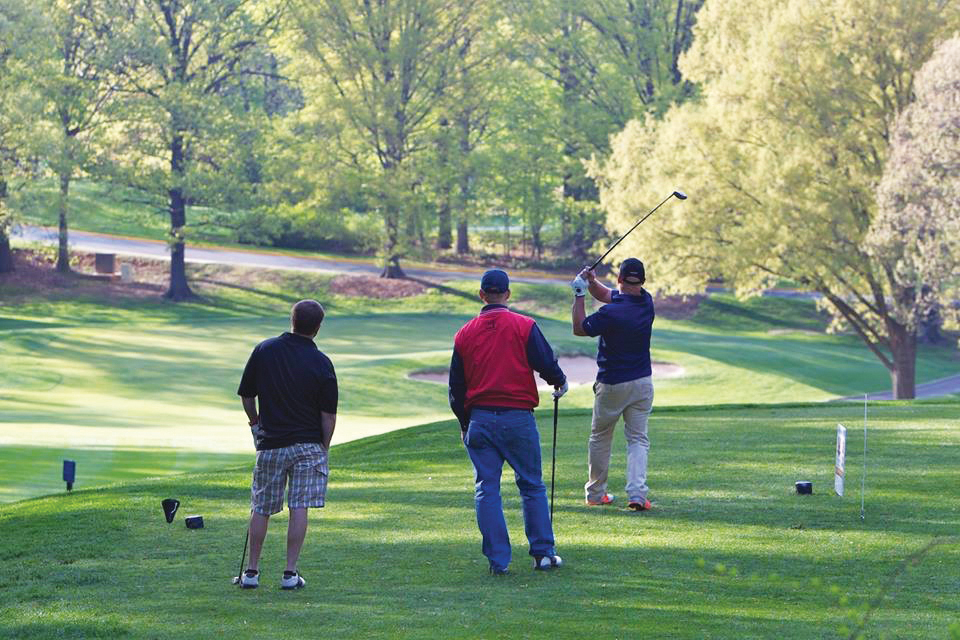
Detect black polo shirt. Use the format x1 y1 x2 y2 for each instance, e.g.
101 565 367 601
238 332 338 451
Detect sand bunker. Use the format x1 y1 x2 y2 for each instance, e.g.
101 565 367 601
409 355 684 388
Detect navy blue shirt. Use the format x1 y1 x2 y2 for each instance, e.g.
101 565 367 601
581 290 655 384
238 332 338 451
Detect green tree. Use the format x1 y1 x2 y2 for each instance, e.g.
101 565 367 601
592 0 960 398
872 35 960 346
38 0 124 274
506 0 702 260
0 0 46 273
291 0 478 277
107 0 284 300
429 3 502 254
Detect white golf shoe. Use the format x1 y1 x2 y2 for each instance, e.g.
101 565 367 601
533 555 563 571
239 569 259 589
281 570 305 590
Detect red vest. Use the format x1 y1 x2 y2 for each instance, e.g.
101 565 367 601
454 307 540 411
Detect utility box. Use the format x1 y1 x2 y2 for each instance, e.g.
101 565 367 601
94 253 116 275
120 263 134 283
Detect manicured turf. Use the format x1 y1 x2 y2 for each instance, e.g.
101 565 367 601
1 401 957 639
2 266 958 502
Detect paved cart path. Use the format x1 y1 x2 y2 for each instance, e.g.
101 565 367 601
837 373 960 401
14 225 563 285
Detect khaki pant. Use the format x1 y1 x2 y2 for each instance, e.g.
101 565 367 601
585 376 654 503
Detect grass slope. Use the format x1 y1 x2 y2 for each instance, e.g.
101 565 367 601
1 401 958 639
2 267 958 502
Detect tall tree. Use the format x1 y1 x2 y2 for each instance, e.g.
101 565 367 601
430 2 499 254
871 36 960 347
506 0 702 260
292 0 478 277
40 0 122 273
0 0 45 273
592 0 960 398
108 0 284 299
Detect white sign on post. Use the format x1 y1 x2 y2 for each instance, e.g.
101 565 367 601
835 423 847 496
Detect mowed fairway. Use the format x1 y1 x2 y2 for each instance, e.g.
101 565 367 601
2 266 959 502
0 402 957 639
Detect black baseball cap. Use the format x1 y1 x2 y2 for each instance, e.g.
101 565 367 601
480 269 510 293
619 258 645 284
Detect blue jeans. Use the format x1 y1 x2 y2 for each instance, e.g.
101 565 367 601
464 409 556 571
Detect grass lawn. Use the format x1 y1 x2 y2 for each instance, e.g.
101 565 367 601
2 263 958 502
0 401 957 639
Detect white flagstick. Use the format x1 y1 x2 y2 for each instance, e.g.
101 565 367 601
861 394 867 520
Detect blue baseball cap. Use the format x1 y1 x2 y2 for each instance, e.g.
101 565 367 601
480 269 510 293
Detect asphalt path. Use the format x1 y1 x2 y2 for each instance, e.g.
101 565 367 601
14 225 959 399
14 225 562 285
837 373 960 401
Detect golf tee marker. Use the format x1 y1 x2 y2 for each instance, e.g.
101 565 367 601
835 424 847 497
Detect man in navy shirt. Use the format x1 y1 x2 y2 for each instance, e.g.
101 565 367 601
571 259 655 511
237 299 338 589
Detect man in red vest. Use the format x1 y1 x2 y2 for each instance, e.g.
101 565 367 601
449 269 568 575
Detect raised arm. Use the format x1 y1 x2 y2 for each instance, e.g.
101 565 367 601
582 268 613 304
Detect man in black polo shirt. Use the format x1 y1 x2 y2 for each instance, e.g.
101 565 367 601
571 259 656 511
237 299 338 589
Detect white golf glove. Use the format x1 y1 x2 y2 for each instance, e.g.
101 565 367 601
552 381 569 399
570 276 588 297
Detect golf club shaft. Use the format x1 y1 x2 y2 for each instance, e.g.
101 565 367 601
589 192 676 271
550 396 558 522
237 526 249 583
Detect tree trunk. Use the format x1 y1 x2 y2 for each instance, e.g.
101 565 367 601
888 323 917 399
436 197 452 249
531 222 543 260
0 178 12 273
456 218 469 254
380 206 405 279
164 133 194 300
0 228 13 273
56 171 71 273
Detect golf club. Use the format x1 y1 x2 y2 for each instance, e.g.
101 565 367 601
589 190 687 271
550 395 559 522
231 526 249 586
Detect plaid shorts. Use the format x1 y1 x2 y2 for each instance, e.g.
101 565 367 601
251 442 329 516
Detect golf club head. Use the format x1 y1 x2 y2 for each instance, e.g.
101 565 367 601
161 498 180 523
231 576 241 585
673 190 688 200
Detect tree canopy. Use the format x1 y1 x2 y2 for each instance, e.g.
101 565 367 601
592 0 960 398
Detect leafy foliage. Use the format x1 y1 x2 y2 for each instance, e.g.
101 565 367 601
872 35 960 342
591 0 960 398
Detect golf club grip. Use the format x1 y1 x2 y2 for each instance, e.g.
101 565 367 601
589 192 677 270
